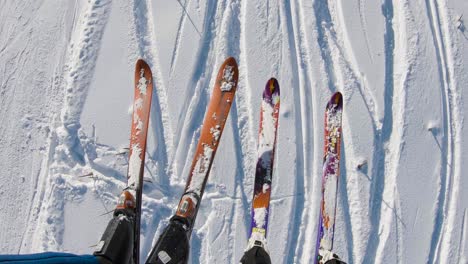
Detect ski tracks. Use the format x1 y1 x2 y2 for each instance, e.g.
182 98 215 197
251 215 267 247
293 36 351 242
60 0 112 133
372 1 413 262
169 0 191 76
424 0 463 262
232 1 257 258
279 0 316 262
131 0 173 190
26 0 113 251
313 0 410 262
0 0 45 56
358 0 375 64
170 0 217 184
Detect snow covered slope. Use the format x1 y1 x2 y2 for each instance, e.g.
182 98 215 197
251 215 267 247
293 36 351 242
1 0 467 263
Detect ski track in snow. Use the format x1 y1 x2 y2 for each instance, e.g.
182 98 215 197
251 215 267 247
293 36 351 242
364 0 397 261
171 0 217 184
281 0 318 262
216 1 249 262
458 209 468 263
169 0 190 76
131 0 173 193
358 0 374 64
1 0 468 263
280 1 305 263
425 0 463 262
425 0 453 261
332 0 413 262
17 0 114 252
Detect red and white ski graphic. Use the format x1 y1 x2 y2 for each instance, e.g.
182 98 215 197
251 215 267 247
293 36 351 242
315 92 343 264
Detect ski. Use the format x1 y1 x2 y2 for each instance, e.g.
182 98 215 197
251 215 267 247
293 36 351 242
315 92 344 264
240 78 280 264
146 57 239 264
94 59 154 264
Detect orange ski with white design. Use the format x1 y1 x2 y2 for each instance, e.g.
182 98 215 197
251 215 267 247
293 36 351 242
128 59 153 264
174 57 238 227
118 59 154 264
146 57 238 264
94 59 154 264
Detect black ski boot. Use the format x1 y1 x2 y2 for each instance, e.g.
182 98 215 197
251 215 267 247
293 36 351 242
240 244 271 264
146 216 190 264
93 191 136 264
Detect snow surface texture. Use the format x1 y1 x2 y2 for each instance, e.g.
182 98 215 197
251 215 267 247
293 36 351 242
0 0 468 263
258 100 277 177
187 144 214 196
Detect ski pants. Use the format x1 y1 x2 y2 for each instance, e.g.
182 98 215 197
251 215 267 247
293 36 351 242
0 252 100 264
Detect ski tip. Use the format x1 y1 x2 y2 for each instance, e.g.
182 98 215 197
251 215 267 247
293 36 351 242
224 56 238 68
218 57 239 92
328 91 343 108
136 58 149 68
263 78 280 104
266 78 280 95
135 59 153 76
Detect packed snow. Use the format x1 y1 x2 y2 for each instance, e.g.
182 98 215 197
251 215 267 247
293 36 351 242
220 65 236 91
187 144 214 196
128 143 143 188
0 0 468 263
258 98 279 179
137 69 149 95
210 125 221 142
254 208 268 230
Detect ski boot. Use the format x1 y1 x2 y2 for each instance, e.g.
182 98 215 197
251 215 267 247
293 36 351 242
146 215 191 264
94 190 136 264
318 248 346 264
240 239 271 264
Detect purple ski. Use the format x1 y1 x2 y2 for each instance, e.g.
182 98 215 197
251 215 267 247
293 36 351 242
244 78 280 253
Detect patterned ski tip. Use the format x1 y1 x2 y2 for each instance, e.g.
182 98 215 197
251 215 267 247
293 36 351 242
327 91 343 109
263 78 280 106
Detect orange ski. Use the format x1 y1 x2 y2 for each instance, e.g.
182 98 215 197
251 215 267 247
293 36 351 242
175 57 238 225
94 59 153 264
128 59 153 264
146 57 238 264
